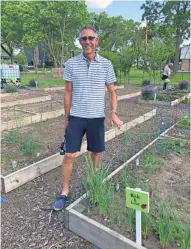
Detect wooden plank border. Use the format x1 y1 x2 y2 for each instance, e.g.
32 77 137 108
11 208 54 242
1 109 156 193
1 109 65 131
1 95 52 108
65 123 177 249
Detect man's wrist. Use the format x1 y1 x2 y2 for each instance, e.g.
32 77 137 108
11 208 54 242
111 109 117 114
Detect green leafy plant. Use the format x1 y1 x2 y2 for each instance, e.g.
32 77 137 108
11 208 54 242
84 156 111 216
19 135 42 156
142 212 152 240
5 129 22 144
176 115 190 127
4 85 18 93
126 208 135 231
141 154 164 174
156 216 172 249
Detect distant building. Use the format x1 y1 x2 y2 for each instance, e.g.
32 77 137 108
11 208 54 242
24 45 53 66
180 44 190 71
1 44 11 62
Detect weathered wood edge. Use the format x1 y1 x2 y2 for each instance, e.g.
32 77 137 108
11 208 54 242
1 95 52 108
68 209 147 249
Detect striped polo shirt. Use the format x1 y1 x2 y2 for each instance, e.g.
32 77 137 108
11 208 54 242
63 53 116 118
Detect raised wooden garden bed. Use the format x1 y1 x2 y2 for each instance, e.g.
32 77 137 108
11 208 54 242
66 122 190 249
1 109 156 193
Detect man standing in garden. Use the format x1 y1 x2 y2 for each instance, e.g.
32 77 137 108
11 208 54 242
161 63 173 90
53 25 123 211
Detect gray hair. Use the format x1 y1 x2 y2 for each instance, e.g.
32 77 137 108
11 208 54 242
168 63 173 69
79 25 98 38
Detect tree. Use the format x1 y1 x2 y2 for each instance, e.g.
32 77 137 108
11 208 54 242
141 0 190 72
21 1 90 68
14 52 27 66
118 45 136 83
1 1 24 63
142 38 170 84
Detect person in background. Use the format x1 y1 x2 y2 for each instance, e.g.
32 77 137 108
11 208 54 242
161 63 173 90
53 25 123 211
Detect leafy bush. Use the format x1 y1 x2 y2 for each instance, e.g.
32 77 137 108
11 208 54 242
29 79 38 87
142 78 151 86
4 85 18 93
179 80 189 90
141 85 157 100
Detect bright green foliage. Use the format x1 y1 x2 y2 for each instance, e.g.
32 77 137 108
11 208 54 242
142 212 152 239
142 38 170 84
156 216 172 249
141 1 190 72
141 154 164 174
176 115 190 127
14 52 27 66
84 155 112 216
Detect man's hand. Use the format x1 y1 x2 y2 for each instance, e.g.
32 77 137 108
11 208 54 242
110 113 123 129
64 119 69 132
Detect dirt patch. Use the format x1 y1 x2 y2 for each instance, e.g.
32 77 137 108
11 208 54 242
1 92 49 103
1 108 189 249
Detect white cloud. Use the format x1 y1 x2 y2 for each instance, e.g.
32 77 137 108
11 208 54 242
86 0 113 9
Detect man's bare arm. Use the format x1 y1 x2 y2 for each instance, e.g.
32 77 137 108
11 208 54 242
106 83 123 129
64 81 72 121
106 83 117 112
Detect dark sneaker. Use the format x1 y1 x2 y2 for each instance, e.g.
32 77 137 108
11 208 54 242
92 245 101 249
53 195 68 211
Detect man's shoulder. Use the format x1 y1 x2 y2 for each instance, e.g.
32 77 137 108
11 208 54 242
66 54 81 65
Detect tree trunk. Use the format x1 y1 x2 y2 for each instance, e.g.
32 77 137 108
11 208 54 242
173 30 182 73
33 46 39 74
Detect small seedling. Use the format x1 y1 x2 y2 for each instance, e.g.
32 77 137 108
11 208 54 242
141 153 164 174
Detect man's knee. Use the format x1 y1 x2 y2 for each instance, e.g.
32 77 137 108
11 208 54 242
64 153 76 161
91 152 101 157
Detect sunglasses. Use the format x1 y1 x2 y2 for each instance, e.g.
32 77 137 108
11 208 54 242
80 36 97 41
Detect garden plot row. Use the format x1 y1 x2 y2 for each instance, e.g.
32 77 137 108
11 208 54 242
138 87 190 107
2 107 189 249
66 115 190 249
1 105 155 193
1 87 141 131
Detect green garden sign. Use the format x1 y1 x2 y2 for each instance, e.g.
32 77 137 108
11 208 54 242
126 187 149 213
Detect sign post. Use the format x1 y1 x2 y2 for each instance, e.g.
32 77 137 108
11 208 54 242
126 187 149 246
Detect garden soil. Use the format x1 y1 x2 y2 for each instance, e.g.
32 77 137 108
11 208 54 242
1 103 189 249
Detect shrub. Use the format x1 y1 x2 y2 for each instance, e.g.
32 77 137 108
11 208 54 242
179 80 189 90
142 78 151 86
4 85 18 93
141 85 157 100
29 79 38 87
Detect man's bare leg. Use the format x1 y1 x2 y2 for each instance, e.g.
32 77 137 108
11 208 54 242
90 152 101 169
61 153 76 195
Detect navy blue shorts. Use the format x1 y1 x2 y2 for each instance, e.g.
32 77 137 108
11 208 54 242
65 116 105 153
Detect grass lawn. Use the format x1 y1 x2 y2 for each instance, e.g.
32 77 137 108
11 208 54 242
20 69 190 88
